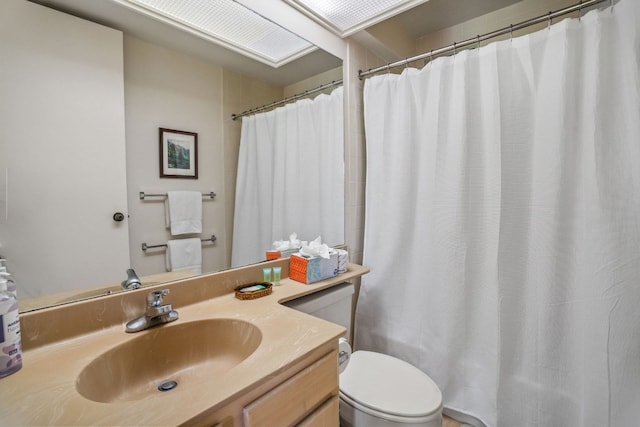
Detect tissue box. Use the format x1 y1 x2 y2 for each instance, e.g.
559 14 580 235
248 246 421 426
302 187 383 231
265 248 299 260
289 252 339 284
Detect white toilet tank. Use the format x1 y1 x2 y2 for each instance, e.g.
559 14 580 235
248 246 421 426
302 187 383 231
285 282 443 427
283 282 354 339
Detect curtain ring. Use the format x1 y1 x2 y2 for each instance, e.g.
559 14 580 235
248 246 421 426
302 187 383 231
578 0 583 20
510 24 513 41
453 42 457 55
404 58 410 69
547 11 552 29
477 35 481 50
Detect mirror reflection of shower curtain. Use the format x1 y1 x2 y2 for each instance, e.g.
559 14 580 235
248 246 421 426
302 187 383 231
358 1 640 426
232 87 344 267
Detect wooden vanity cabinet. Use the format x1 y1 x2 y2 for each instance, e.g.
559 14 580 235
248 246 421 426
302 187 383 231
297 396 340 426
243 350 338 426
195 342 340 427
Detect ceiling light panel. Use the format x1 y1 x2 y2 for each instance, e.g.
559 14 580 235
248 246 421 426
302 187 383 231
119 0 315 66
285 0 428 36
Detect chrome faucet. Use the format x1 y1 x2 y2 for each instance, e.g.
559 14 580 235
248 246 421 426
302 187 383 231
121 268 142 290
125 289 179 333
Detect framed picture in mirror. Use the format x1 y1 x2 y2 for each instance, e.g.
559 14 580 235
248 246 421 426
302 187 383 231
159 128 198 179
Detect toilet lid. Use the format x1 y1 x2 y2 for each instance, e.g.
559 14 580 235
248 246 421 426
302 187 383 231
339 351 442 418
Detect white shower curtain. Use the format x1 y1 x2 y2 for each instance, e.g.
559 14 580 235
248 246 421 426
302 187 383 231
358 2 640 426
232 87 344 267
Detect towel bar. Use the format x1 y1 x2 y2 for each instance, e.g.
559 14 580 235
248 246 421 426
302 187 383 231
142 235 217 251
139 191 216 200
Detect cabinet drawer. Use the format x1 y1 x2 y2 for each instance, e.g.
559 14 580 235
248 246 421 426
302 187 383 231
297 396 339 427
243 351 338 426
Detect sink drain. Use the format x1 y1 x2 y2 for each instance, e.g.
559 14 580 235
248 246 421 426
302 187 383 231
157 380 178 392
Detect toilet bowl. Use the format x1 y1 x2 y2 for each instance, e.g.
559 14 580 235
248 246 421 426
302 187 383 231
339 350 442 427
283 283 443 426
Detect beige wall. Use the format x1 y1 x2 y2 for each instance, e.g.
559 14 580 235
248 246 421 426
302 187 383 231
0 0 131 297
415 0 581 55
340 38 386 341
343 40 386 267
124 35 227 277
124 36 287 276
283 66 343 98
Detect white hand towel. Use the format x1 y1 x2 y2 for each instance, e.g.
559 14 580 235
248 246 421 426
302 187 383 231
165 191 202 236
166 238 202 274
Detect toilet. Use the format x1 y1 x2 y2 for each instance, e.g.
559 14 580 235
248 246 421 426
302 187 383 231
284 283 443 426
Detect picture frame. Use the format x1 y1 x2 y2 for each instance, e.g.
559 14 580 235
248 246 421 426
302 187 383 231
159 128 198 179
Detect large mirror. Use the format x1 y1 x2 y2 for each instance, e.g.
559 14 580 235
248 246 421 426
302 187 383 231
0 0 343 312
1 0 538 312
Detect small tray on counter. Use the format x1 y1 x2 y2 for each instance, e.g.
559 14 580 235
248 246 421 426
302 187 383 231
235 282 273 300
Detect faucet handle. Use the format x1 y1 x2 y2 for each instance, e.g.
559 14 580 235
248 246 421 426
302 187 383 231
147 289 170 307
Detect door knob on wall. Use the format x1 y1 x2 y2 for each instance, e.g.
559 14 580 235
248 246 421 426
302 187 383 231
113 212 126 222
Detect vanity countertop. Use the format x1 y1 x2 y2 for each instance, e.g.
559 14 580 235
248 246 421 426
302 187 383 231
0 263 369 426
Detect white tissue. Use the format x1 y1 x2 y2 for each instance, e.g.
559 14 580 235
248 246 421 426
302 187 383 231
272 232 302 251
299 236 332 259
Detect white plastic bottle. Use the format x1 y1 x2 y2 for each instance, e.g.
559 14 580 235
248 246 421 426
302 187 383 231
0 261 14 297
0 277 22 378
0 270 16 298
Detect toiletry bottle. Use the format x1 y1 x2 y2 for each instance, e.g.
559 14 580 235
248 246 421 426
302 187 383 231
0 277 22 378
0 270 16 298
0 262 14 297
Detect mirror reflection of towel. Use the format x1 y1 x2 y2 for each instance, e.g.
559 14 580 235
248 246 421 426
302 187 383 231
166 238 202 274
165 191 202 235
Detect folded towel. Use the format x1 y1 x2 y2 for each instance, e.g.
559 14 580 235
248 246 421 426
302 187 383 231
165 191 202 236
166 238 202 274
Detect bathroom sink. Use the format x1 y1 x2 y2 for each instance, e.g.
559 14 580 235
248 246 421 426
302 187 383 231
76 319 262 403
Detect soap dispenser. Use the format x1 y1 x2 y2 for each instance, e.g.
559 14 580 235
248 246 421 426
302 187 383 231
0 276 22 378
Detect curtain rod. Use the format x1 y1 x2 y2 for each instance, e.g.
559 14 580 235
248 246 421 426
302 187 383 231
231 79 343 120
359 0 611 79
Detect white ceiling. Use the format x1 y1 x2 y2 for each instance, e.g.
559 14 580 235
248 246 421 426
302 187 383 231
27 0 523 86
283 0 429 37
28 0 342 86
110 0 317 67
